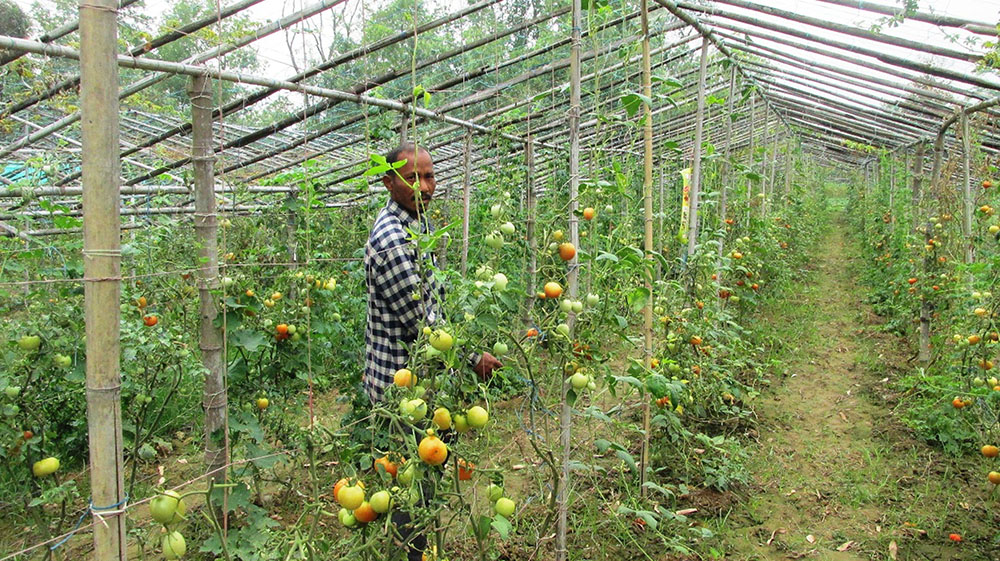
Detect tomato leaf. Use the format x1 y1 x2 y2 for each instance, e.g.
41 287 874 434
231 329 268 352
626 287 649 312
613 375 643 391
614 448 637 472
491 514 512 539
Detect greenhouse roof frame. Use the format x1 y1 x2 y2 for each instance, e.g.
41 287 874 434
0 0 997 229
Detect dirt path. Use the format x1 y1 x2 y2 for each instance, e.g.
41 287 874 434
722 219 985 560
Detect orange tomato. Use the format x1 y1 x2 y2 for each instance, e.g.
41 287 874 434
544 282 563 299
418 435 448 466
142 315 158 327
374 456 398 478
558 243 576 261
354 501 378 523
276 324 289 335
457 459 474 481
582 207 595 220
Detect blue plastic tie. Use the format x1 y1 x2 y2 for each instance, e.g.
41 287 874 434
50 494 129 551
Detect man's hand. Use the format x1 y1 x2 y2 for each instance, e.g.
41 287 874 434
473 352 502 381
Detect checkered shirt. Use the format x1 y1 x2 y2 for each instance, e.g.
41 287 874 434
364 199 444 403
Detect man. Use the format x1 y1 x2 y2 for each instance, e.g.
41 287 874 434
363 142 502 404
363 142 502 560
364 142 502 402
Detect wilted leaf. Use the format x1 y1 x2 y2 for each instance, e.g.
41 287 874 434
888 540 897 560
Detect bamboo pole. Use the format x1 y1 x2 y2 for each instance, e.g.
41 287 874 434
686 38 710 259
0 0 351 163
1 0 266 121
706 22 985 104
767 115 779 216
524 138 536 313
815 0 998 36
556 0 582 556
460 132 472 277
709 0 981 63
79 0 126 559
639 0 654 498
188 75 228 484
962 114 974 265
747 95 756 203
719 64 736 262
717 32 959 108
675 1 1000 92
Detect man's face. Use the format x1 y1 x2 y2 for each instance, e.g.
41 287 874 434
383 149 436 215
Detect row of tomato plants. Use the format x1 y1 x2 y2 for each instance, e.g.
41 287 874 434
850 154 1000 472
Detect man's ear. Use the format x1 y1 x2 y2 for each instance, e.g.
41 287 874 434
382 174 392 191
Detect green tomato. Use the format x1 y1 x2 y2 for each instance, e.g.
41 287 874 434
17 335 41 352
494 497 516 518
556 323 571 337
586 293 599 307
559 299 572 313
32 457 60 478
492 273 508 291
53 354 72 368
332 313 342 321
493 341 509 357
571 300 584 313
5 385 21 398
150 490 186 526
570 372 589 390
499 222 515 235
369 490 391 514
407 399 428 422
485 232 504 250
338 484 365 510
487 484 504 502
338 507 357 528
162 531 187 559
467 406 489 429
429 329 454 352
398 464 416 486
453 414 470 434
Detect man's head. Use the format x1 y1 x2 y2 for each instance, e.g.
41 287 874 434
383 143 436 215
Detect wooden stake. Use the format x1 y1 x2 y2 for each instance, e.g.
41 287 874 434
189 75 228 484
80 0 126 559
686 37 710 259
719 64 736 263
961 113 973 264
556 0 582 556
524 138 536 314
640 0 654 497
460 132 472 276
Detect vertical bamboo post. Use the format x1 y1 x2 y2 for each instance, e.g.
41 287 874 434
80 0 127 559
767 116 779 216
747 94 756 203
657 166 664 280
460 132 472 276
961 113 974 264
639 0 654 497
285 193 299 299
556 0 582 557
189 75 228 483
911 144 924 210
783 138 792 205
912 143 932 364
524 138 537 315
686 37 709 260
718 65 736 270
